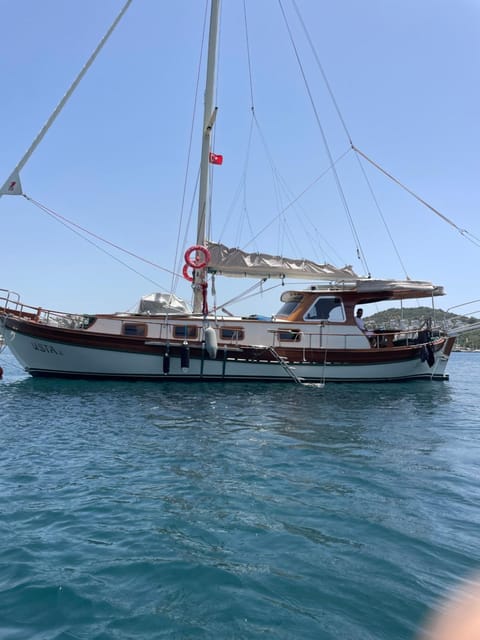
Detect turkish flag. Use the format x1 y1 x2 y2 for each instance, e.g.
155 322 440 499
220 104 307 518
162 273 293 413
209 152 223 165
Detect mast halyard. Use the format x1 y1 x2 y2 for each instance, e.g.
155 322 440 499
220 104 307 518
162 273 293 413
193 0 221 314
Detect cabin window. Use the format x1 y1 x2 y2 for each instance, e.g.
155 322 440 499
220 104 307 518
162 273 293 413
276 295 304 317
220 327 245 341
173 325 198 339
278 329 302 342
277 301 300 317
304 296 345 322
123 323 147 337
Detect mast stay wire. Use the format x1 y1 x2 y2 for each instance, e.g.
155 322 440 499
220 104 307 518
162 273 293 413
170 0 210 296
290 0 411 276
278 0 371 277
0 0 133 199
221 1 305 258
239 147 352 254
238 1 264 252
25 195 180 289
248 119 351 265
291 0 480 256
353 146 480 249
215 1 352 269
353 152 410 280
211 2 266 255
225 4 351 265
242 0 256 111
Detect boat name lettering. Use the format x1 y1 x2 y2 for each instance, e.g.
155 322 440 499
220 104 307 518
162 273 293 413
31 342 64 356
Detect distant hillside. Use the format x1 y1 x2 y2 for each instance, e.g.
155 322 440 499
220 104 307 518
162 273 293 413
365 306 480 350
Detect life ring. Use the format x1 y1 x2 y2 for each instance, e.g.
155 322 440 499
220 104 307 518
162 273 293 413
182 263 194 282
184 245 211 269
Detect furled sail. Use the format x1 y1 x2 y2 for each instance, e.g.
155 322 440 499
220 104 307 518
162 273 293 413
206 242 359 281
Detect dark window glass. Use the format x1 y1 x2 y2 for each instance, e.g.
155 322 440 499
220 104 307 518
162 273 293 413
278 329 302 342
123 323 147 337
304 297 345 322
173 325 198 339
276 301 301 317
220 327 245 340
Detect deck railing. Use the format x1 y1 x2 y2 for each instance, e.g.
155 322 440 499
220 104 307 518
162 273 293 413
0 290 91 330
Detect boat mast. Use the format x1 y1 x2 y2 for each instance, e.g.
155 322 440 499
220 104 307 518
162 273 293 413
193 0 221 314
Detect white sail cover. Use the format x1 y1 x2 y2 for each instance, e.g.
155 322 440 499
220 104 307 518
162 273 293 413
137 293 191 314
206 242 358 281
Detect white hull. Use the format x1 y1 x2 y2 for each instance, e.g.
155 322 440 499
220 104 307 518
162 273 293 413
2 323 451 382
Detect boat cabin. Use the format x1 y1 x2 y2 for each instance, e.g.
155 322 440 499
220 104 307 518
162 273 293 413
275 280 445 327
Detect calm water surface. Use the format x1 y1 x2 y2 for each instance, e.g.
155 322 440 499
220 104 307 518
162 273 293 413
1 349 479 639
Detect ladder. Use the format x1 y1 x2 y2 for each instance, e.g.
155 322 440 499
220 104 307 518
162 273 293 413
268 347 304 384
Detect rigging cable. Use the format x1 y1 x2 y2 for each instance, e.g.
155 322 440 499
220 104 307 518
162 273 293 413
291 0 402 274
242 0 256 110
0 0 133 199
170 0 210 295
221 1 301 257
240 0 260 251
353 151 410 279
353 146 480 249
277 0 371 276
217 1 352 271
291 0 352 146
291 0 480 260
239 0 259 252
216 2 258 251
213 278 281 312
241 147 351 250
243 2 337 262
249 115 352 265
236 118 258 249
24 195 181 288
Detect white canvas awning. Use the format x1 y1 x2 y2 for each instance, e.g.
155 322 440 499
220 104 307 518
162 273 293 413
206 242 358 281
353 279 445 298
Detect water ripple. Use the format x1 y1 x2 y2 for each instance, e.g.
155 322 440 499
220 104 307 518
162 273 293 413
1 350 480 638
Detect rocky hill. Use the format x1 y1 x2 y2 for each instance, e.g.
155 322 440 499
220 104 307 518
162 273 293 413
365 306 480 350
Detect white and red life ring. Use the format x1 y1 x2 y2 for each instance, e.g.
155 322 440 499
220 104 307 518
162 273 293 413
184 245 211 269
182 263 194 282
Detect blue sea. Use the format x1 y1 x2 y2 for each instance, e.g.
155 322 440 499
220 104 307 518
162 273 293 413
1 348 479 640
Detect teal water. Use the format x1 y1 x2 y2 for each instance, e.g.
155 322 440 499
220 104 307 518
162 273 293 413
1 349 479 639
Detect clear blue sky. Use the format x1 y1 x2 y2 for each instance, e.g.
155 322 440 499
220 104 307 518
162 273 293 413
1 0 479 317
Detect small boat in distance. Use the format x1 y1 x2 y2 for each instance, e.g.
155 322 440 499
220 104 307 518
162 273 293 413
0 0 477 383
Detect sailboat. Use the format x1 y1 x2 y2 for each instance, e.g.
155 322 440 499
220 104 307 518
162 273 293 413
0 1 475 383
